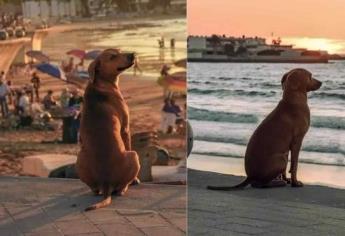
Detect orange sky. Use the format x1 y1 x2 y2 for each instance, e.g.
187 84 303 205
188 0 345 40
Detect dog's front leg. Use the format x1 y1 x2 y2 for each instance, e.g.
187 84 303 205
121 115 131 151
289 137 303 187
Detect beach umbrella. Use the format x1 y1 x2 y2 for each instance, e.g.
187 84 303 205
66 49 86 59
36 63 67 81
174 58 186 68
158 71 186 93
26 50 50 62
84 50 102 60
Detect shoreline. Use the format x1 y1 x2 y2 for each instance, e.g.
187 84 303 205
188 154 345 189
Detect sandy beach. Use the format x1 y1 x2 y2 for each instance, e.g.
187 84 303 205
0 17 186 177
188 168 345 235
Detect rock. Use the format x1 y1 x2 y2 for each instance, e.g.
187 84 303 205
22 154 77 177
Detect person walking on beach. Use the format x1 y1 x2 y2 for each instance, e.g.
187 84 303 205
31 72 41 101
0 79 10 118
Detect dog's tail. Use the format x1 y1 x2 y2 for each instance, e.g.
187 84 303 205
85 184 112 211
207 177 251 191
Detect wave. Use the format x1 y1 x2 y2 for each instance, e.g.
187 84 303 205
194 135 345 156
311 92 345 100
188 107 345 130
188 88 276 97
188 107 259 123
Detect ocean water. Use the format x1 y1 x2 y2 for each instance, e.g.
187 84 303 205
188 61 345 167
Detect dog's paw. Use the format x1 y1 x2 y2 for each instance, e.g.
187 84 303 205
291 180 303 187
283 177 291 184
131 178 141 186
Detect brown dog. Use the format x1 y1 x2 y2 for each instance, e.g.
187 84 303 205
76 49 140 210
208 68 322 190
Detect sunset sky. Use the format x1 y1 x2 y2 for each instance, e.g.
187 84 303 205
188 0 345 53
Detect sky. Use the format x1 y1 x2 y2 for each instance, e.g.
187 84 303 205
188 0 345 53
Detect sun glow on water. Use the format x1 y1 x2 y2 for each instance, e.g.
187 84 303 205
282 37 345 54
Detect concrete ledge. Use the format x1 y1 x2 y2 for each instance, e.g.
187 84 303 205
22 154 77 177
0 176 186 235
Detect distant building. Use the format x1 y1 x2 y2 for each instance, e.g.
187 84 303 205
21 0 83 22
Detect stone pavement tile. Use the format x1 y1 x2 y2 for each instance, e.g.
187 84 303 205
165 217 186 232
5 206 57 234
68 234 104 236
308 223 345 236
213 223 268 235
126 213 170 228
24 230 62 236
43 206 86 222
97 223 145 236
84 209 127 224
0 228 23 236
55 219 101 235
160 210 186 232
267 224 324 236
141 226 185 236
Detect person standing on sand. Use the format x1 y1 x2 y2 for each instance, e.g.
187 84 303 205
31 72 41 101
0 71 5 81
60 88 71 108
133 56 143 76
160 98 178 134
0 79 10 118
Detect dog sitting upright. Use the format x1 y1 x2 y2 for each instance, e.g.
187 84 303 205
208 68 322 190
77 49 140 211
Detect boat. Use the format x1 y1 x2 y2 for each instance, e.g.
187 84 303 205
188 35 329 63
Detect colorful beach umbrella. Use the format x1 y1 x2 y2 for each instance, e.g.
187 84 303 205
36 63 66 81
158 71 186 93
66 49 86 59
26 50 50 62
84 50 102 60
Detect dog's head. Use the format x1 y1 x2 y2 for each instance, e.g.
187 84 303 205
281 68 322 92
88 48 135 83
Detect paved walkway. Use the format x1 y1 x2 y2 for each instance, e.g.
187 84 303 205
188 169 345 236
0 177 186 236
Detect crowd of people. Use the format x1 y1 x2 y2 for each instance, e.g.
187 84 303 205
0 66 83 130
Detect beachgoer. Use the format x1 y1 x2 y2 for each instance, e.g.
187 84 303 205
133 56 143 76
6 80 13 105
0 79 10 118
160 98 177 134
75 58 85 72
17 90 33 126
68 89 83 108
42 90 57 110
160 64 170 76
0 71 5 81
60 88 71 108
30 72 41 101
17 90 30 115
170 38 175 48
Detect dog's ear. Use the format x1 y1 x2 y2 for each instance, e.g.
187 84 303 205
88 59 100 83
284 70 301 91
